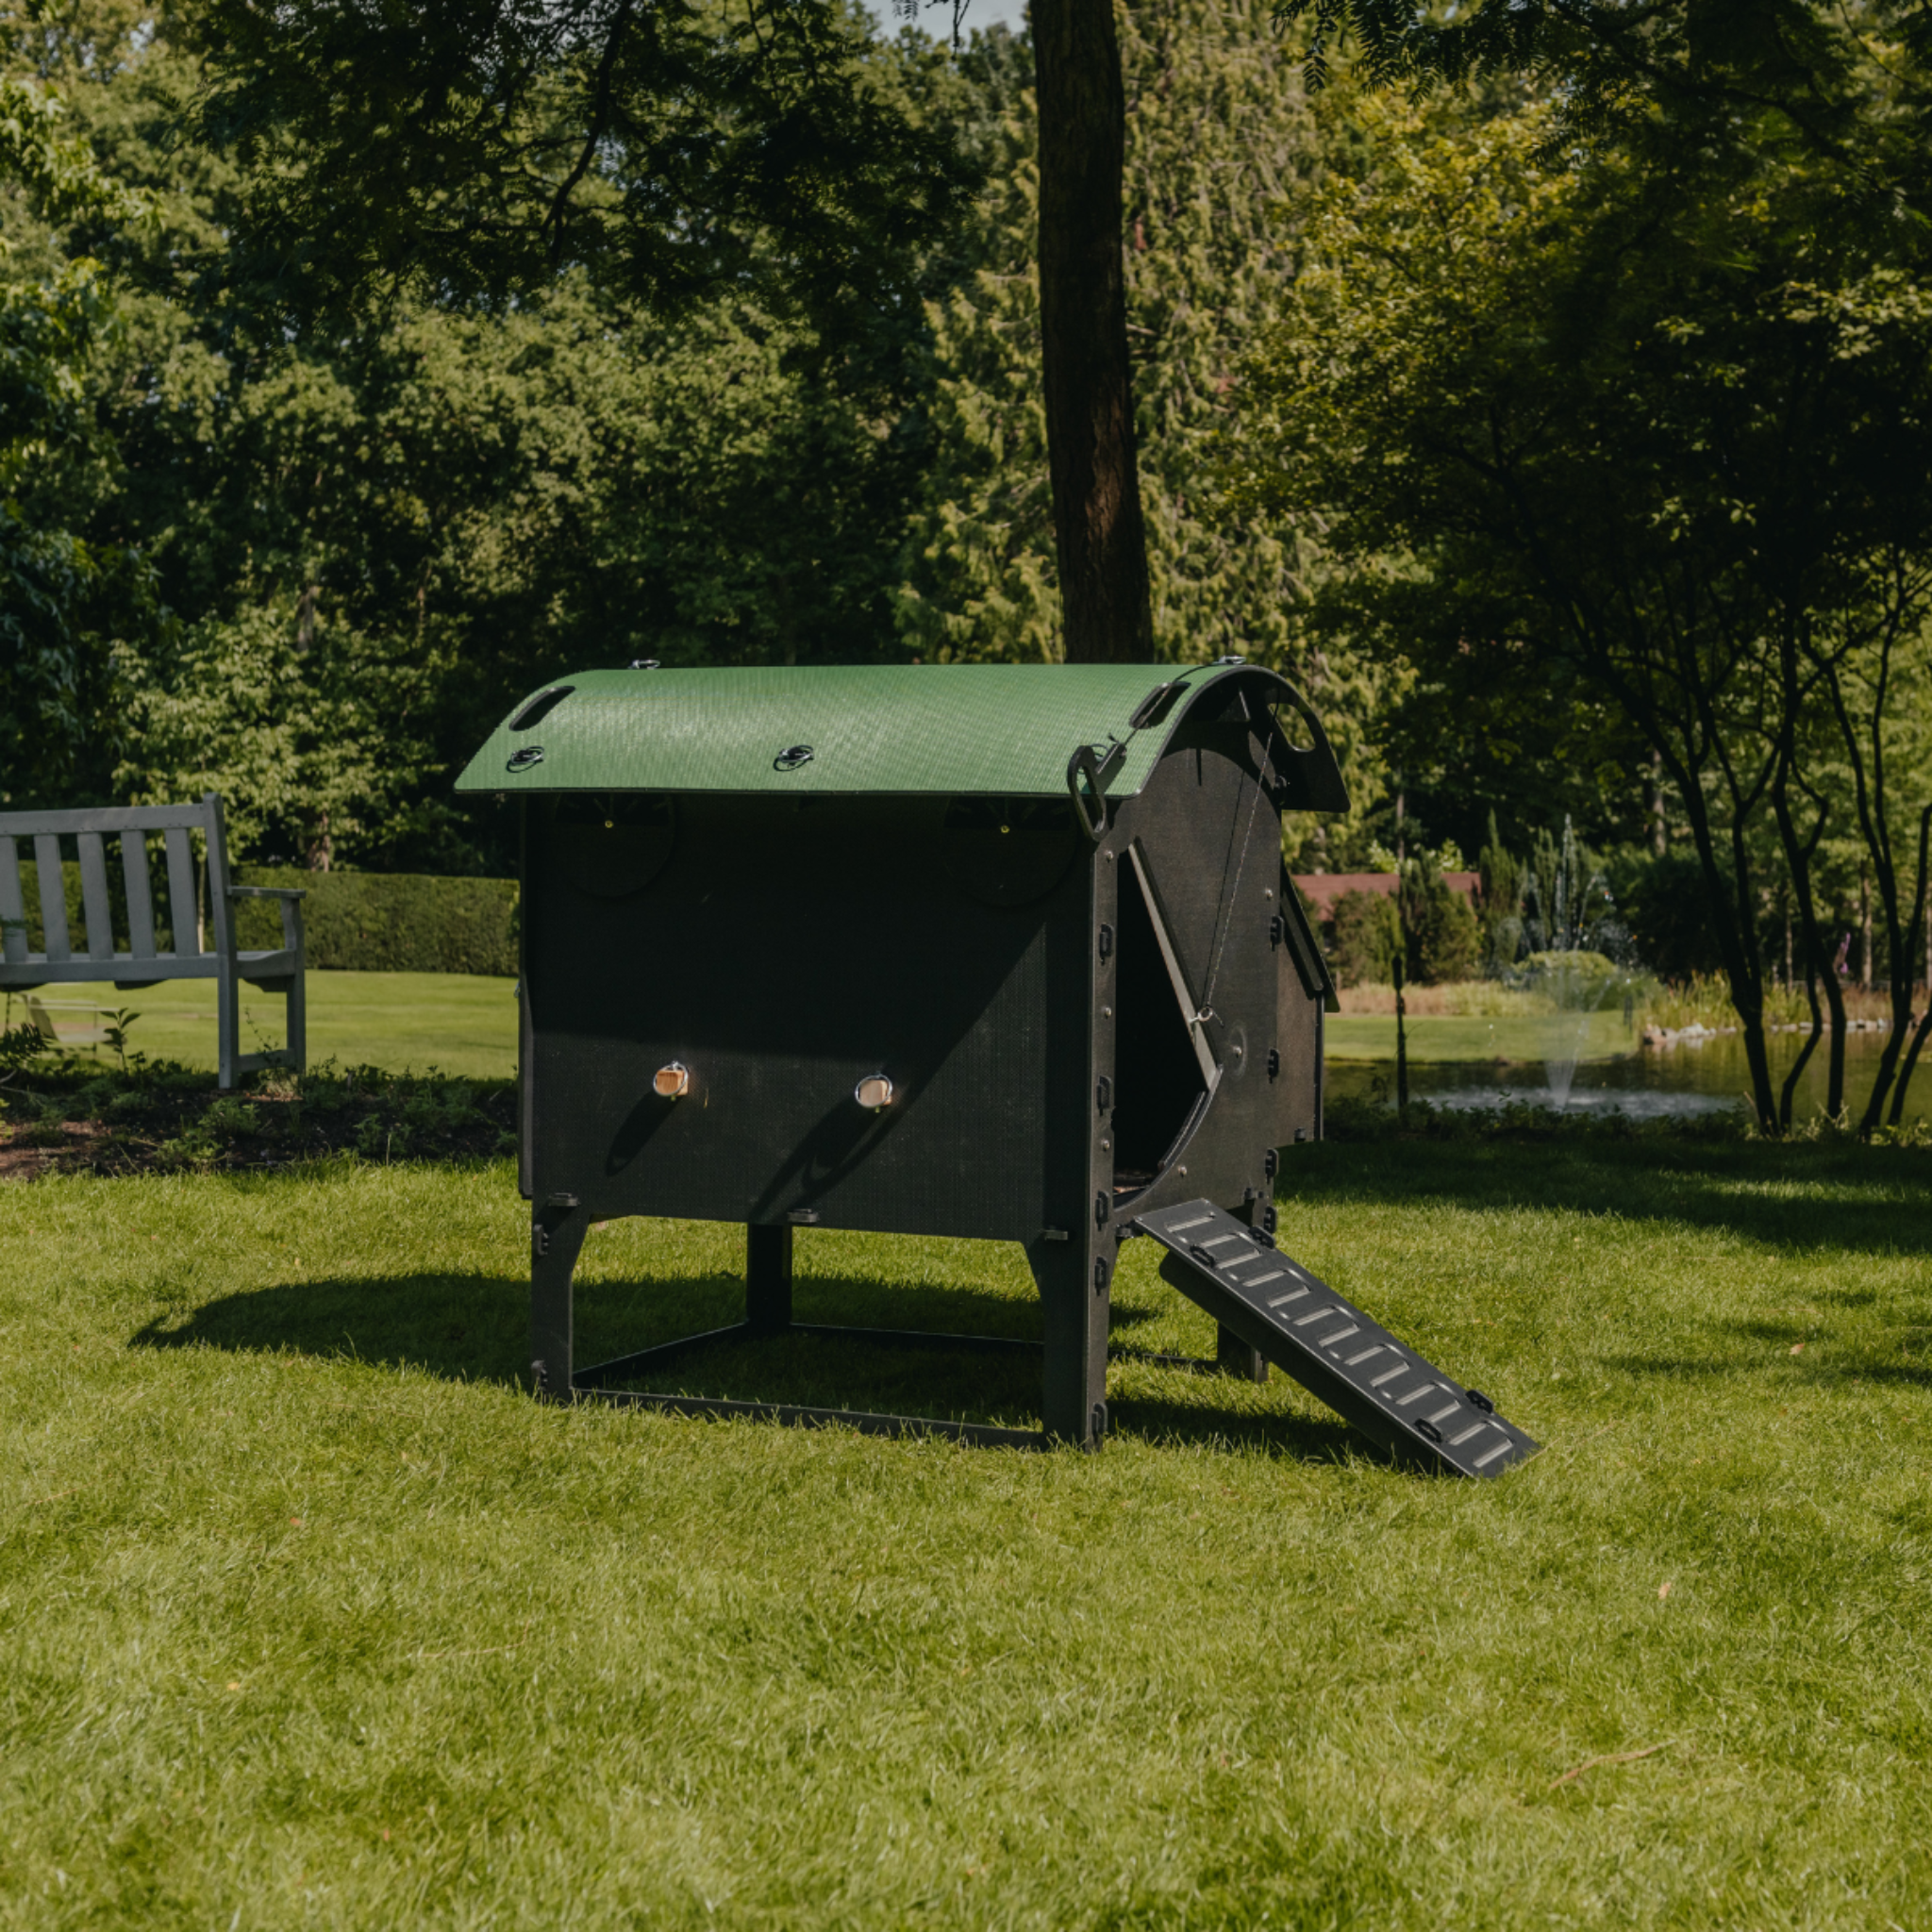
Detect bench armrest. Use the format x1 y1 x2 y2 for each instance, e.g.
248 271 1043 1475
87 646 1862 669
226 885 308 900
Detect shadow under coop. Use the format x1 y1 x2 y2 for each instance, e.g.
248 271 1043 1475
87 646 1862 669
458 661 1535 1474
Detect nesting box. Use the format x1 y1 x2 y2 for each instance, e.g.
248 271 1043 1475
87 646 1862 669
457 661 1537 1474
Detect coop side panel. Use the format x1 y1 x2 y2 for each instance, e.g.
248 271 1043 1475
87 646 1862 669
522 795 1086 1242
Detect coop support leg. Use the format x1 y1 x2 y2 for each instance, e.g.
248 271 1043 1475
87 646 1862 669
1217 1326 1270 1382
530 1203 588 1401
1033 1229 1112 1449
1217 1193 1269 1380
746 1223 793 1336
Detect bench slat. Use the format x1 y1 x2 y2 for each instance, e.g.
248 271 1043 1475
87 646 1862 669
78 833 116 963
0 804 213 838
0 956 225 985
162 826 199 958
0 835 25 967
34 835 71 962
122 831 157 958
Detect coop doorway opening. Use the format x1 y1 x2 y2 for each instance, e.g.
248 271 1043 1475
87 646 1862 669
1110 846 1221 1196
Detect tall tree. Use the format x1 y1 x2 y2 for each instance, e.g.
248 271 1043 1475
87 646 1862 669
14 6 975 868
182 0 1177 663
899 0 1391 823
1230 92 1932 1129
1029 0 1151 660
0 66 157 809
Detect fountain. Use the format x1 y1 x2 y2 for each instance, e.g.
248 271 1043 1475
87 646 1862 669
1512 818 1640 1109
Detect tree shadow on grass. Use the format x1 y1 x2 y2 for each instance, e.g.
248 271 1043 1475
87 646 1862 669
1286 1138 1932 1259
128 1264 1372 1461
1602 1345 1932 1391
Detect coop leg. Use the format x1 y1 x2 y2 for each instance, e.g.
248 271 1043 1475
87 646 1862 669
1219 1194 1270 1380
1032 1230 1112 1449
530 1204 588 1402
746 1223 793 1336
1217 1326 1270 1382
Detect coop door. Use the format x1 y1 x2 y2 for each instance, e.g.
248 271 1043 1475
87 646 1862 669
1110 844 1220 1193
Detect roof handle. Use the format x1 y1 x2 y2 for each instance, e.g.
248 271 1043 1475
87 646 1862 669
1065 740 1126 841
508 685 575 732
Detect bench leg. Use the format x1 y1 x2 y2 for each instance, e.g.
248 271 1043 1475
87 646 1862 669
217 962 239 1091
285 970 306 1075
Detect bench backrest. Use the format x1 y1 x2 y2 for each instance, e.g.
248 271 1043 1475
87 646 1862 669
0 794 235 971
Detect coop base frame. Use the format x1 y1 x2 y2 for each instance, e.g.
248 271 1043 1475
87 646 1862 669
574 1320 1051 1449
571 1319 1239 1449
554 1200 1258 1450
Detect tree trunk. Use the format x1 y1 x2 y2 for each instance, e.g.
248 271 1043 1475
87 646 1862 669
1771 770 1833 1131
1858 862 1873 991
1032 0 1154 665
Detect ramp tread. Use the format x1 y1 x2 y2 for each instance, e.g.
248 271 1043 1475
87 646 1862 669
1133 1199 1539 1478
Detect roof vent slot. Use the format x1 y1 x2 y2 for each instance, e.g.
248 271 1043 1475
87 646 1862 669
510 685 575 732
1128 682 1184 731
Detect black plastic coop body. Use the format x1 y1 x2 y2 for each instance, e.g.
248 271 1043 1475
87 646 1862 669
457 660 1349 1449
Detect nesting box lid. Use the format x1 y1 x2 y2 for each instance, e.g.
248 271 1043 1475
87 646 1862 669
456 662 1304 801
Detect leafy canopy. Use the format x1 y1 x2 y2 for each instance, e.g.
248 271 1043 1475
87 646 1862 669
185 0 978 327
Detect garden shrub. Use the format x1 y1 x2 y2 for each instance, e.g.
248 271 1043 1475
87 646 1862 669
233 870 518 974
1607 848 1724 979
1402 867 1482 984
1328 889 1401 986
16 858 518 974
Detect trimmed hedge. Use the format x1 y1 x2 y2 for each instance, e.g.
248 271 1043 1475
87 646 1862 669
8 859 517 975
234 870 520 975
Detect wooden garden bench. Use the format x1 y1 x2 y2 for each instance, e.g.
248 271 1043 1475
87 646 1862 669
0 793 305 1090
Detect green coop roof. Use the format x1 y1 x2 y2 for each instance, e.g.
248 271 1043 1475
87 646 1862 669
454 663 1247 800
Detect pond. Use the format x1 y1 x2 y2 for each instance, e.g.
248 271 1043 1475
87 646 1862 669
1324 1023 1906 1119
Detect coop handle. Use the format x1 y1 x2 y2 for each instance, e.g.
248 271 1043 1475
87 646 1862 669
1065 741 1125 841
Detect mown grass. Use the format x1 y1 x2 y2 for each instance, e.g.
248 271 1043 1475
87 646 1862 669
1325 1009 1640 1064
5 973 519 1081
3 1137 1929 1927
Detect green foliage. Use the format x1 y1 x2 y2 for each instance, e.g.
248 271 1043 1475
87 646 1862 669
1474 809 1523 973
1401 863 1480 985
1327 887 1400 987
233 871 520 977
899 0 1395 841
1282 0 1924 193
0 1020 48 1081
1229 80 1932 1125
11 16 990 869
1609 849 1725 982
112 601 440 870
0 1057 516 1172
187 0 974 332
0 69 158 809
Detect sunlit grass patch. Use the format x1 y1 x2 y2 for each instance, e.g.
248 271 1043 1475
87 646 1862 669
1 1138 1927 1927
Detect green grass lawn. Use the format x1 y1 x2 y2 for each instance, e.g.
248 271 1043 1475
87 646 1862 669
3 1138 1928 1926
7 981 1643 1079
1325 1009 1641 1063
7 972 519 1081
